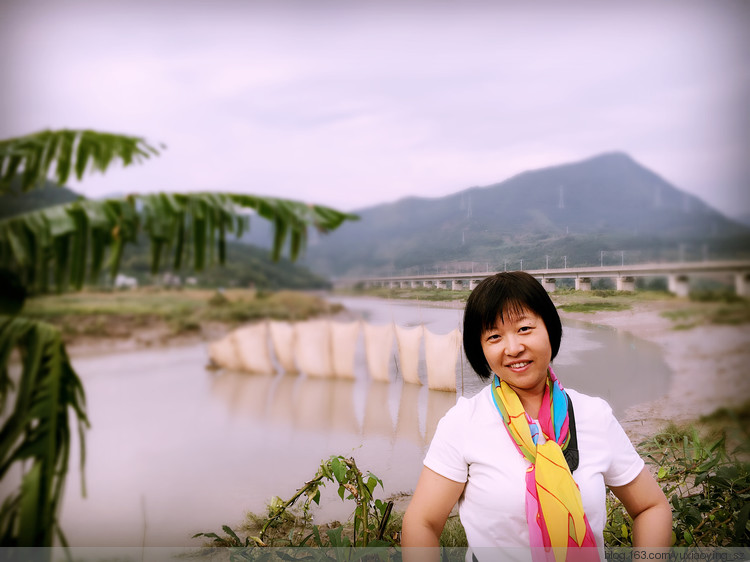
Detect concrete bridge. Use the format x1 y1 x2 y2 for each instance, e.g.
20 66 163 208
352 259 750 297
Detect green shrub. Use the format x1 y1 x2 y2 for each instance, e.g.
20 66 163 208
689 289 744 304
605 422 750 547
557 302 630 313
194 455 397 549
208 290 230 306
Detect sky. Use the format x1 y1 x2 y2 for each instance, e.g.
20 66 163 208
1 0 749 218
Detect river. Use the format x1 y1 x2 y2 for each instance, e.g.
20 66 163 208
55 296 670 547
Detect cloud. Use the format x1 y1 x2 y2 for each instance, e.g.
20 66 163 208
1 0 748 216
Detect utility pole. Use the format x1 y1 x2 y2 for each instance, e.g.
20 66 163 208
563 256 567 269
520 259 523 270
545 255 549 269
600 250 604 267
621 251 624 266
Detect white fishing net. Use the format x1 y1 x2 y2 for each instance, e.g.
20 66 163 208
330 320 360 379
424 327 460 392
207 334 243 371
395 324 423 385
363 322 394 382
294 319 333 377
232 322 275 374
269 320 298 374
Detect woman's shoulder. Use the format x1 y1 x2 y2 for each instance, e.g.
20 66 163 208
565 387 615 420
441 384 495 425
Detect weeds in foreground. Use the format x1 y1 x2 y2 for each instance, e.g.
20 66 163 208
604 422 750 547
194 456 398 550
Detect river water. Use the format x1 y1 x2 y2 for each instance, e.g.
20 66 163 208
55 296 670 547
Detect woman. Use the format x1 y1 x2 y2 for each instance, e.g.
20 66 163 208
402 272 671 560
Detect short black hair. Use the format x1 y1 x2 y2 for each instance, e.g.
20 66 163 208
463 271 562 380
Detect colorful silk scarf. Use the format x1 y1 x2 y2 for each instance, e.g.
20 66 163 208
490 367 598 562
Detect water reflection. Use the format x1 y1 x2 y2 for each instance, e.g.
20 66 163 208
208 372 454 447
396 382 423 446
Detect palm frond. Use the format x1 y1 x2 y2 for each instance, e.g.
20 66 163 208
0 317 89 547
0 129 162 194
0 193 357 293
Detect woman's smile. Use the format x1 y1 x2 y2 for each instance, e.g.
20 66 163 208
506 360 532 371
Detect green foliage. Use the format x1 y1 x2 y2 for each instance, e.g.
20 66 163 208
556 301 631 313
689 288 745 304
604 423 750 547
0 317 89 546
661 301 750 329
119 239 331 290
194 456 397 550
22 289 339 340
0 129 161 194
0 127 355 551
208 290 230 306
343 286 472 302
0 192 355 297
591 289 628 298
439 516 468 547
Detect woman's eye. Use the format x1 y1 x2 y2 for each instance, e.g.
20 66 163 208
486 334 500 342
519 326 532 333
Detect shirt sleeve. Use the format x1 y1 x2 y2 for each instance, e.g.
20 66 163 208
423 401 470 483
601 402 645 487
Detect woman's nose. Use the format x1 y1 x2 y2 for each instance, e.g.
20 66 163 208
505 336 524 356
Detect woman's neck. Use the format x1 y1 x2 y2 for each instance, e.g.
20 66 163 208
518 391 543 419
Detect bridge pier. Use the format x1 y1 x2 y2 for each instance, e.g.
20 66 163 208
668 274 690 297
469 279 481 290
575 277 592 291
423 280 433 288
735 272 750 297
437 280 448 290
616 276 635 292
541 277 556 292
452 280 464 290
411 280 421 288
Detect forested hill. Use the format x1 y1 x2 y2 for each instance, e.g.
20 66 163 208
296 152 750 277
0 179 81 219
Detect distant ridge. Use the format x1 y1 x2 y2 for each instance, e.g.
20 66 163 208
294 152 750 277
0 179 81 219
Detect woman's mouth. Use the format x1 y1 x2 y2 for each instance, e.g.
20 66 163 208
507 361 531 371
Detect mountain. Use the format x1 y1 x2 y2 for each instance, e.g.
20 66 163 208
0 179 82 219
733 213 750 228
291 152 750 277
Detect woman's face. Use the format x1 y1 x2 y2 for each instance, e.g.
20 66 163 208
480 307 552 398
